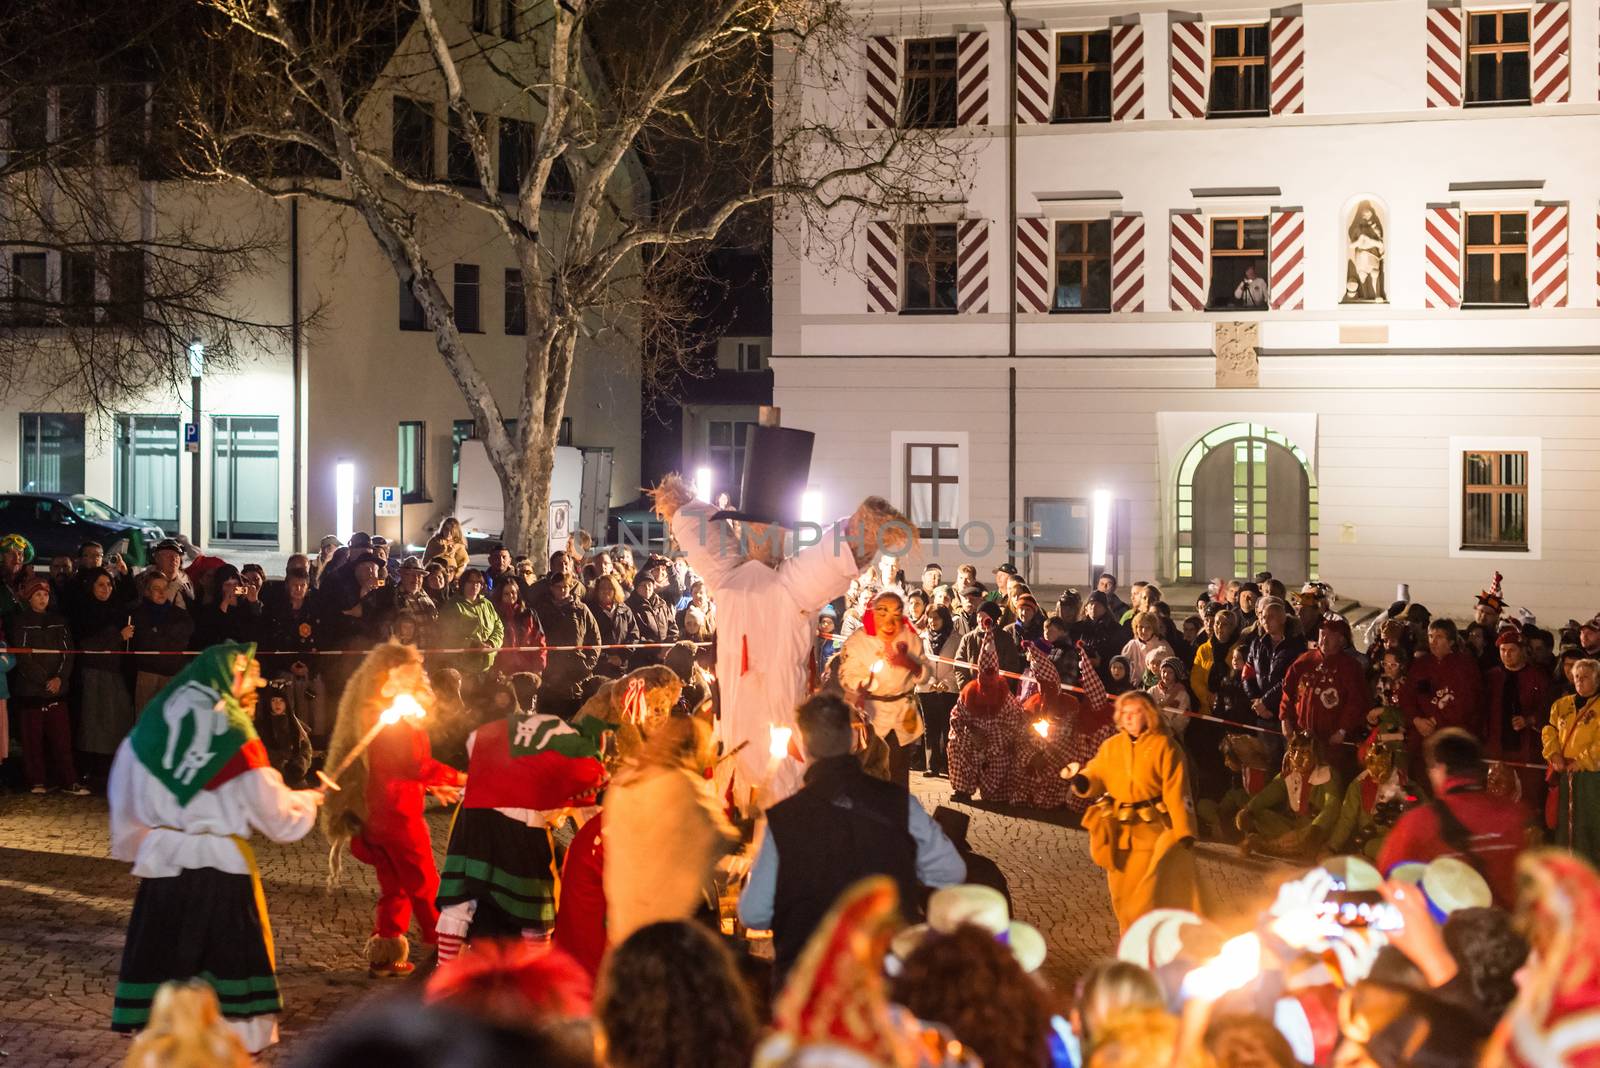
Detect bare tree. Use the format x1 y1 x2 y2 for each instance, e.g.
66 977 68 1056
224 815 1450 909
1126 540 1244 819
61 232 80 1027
0 1 303 418
177 0 965 560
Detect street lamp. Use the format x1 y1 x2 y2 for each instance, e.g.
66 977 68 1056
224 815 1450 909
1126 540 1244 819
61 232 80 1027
694 466 713 502
1090 488 1112 582
335 461 356 543
189 338 204 546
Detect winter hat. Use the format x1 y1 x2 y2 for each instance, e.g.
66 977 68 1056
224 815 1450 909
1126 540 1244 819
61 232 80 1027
1321 613 1354 644
976 601 1002 622
19 576 49 601
1496 625 1525 648
1087 590 1109 607
1158 655 1187 679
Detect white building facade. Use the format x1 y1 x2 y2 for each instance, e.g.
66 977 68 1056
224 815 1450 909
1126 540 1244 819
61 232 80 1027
0 4 642 562
775 0 1600 620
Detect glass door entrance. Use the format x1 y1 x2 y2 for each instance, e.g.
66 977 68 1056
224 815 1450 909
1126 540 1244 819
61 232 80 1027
212 416 279 545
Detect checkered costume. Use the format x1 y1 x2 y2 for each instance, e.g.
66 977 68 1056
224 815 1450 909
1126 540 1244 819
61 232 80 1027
947 636 1027 801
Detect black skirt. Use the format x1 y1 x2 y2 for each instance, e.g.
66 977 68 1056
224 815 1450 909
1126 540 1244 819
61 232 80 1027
437 808 558 937
113 867 279 1031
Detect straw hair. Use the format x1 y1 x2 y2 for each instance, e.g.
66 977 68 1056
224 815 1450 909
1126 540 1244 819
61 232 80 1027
323 642 435 852
123 982 251 1068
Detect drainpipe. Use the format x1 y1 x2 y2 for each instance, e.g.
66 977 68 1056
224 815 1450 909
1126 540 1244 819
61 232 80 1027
1004 0 1019 560
290 198 303 554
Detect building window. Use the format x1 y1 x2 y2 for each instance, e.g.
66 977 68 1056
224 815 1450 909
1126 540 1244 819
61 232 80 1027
1462 450 1528 550
454 264 481 332
452 419 476 488
905 443 959 537
61 252 96 325
107 250 144 326
1053 219 1111 311
471 0 489 32
1208 216 1269 309
1463 211 1528 307
106 84 148 165
8 252 47 326
114 415 180 530
1053 31 1112 122
398 421 427 503
501 0 520 39
504 269 526 335
57 86 98 166
212 415 279 545
9 88 47 155
901 37 958 128
447 111 487 186
558 416 572 446
20 413 86 494
391 97 434 180
1467 10 1531 105
737 341 766 372
708 419 754 495
399 278 427 331
1209 24 1270 115
498 118 531 193
902 223 958 313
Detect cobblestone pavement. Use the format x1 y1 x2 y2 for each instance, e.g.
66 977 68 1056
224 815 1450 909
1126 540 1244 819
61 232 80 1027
0 783 1290 1066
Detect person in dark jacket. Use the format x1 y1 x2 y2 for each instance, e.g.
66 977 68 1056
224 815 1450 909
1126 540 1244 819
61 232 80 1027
738 692 964 986
590 575 637 679
490 579 546 676
129 573 196 715
625 570 677 668
10 577 86 794
954 602 1022 688
191 564 264 648
1078 591 1126 682
1242 596 1307 760
532 573 601 717
68 567 136 777
255 678 313 787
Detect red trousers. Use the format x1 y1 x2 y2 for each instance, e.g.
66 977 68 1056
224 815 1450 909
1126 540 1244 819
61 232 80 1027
350 826 439 942
19 700 76 789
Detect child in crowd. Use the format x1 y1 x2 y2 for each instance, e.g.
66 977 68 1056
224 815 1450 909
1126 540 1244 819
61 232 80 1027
254 679 313 788
1148 656 1193 738
1210 643 1254 725
1106 656 1134 696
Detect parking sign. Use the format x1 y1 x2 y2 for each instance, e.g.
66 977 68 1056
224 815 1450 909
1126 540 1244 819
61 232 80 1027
374 486 401 518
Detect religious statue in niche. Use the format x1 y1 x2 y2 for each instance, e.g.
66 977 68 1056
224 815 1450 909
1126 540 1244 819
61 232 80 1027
1342 199 1387 303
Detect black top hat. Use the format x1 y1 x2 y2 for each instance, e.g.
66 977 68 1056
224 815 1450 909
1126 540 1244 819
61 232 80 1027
710 425 814 527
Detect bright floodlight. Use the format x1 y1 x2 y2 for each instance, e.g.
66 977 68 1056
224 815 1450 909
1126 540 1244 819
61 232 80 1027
188 338 205 378
1091 488 1112 567
695 466 713 501
801 488 823 525
335 462 356 542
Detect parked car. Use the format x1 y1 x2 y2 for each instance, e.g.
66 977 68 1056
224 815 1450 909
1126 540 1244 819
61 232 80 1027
0 493 165 564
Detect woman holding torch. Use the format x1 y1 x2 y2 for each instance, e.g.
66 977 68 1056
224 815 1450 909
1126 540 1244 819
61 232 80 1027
1062 690 1202 932
838 590 928 790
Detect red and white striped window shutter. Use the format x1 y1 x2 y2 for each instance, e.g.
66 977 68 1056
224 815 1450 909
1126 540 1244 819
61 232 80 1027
866 36 901 129
1111 22 1146 120
1111 214 1147 312
1170 17 1208 118
1423 204 1462 308
1016 29 1052 124
1425 3 1463 108
956 32 990 125
1169 210 1206 310
1269 8 1305 115
957 219 991 313
1269 208 1305 309
1529 203 1569 307
1530 1 1571 103
866 221 900 313
1016 218 1051 312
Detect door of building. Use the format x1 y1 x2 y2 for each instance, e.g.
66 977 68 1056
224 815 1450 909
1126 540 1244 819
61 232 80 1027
1191 432 1310 582
211 416 279 545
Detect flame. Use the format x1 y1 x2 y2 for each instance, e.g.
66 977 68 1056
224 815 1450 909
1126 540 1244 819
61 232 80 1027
870 659 885 675
769 725 793 759
1032 718 1051 739
380 692 426 726
1181 933 1263 999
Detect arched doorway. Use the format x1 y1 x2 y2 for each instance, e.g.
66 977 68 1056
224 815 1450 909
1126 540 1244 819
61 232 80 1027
1175 423 1317 582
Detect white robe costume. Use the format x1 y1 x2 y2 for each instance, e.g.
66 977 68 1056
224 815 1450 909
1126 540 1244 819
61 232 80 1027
671 498 860 803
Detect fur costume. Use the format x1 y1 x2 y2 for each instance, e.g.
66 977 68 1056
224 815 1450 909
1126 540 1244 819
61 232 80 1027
1197 733 1272 842
323 642 463 975
572 664 682 767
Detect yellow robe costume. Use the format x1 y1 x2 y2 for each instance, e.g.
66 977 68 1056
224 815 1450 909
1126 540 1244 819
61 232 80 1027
1074 729 1203 932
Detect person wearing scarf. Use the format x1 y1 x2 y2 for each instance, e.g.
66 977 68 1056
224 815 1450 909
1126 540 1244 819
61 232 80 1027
69 566 137 777
916 603 962 779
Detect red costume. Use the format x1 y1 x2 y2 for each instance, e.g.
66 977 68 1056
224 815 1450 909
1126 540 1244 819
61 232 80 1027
1376 773 1530 908
348 720 462 944
1279 648 1367 745
1403 651 1484 770
552 813 607 978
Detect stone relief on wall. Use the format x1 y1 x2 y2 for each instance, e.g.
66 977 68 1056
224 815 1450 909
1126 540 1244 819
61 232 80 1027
1342 196 1388 303
1214 321 1259 388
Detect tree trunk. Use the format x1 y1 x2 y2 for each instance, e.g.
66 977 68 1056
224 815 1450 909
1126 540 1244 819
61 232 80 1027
495 426 557 564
